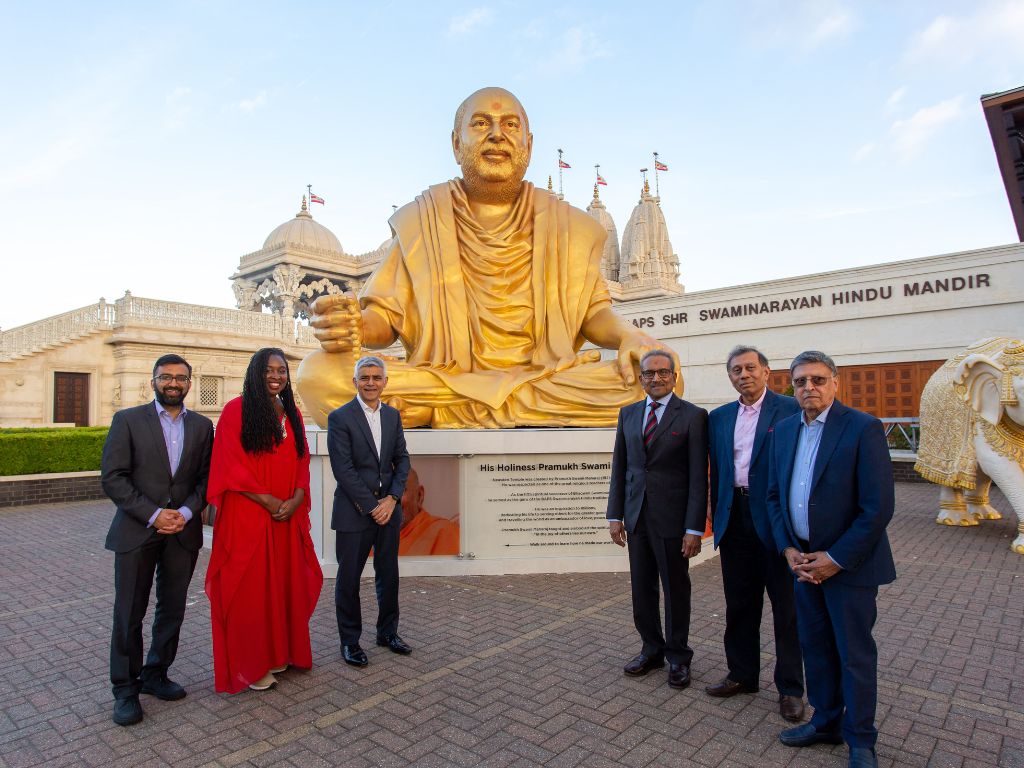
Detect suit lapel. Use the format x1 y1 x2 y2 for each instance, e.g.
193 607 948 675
378 407 392 463
719 401 739 483
810 402 848 492
750 392 775 464
351 400 380 465
777 417 799 500
143 404 173 478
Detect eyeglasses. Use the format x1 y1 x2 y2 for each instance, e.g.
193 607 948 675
154 374 191 384
639 369 674 382
792 375 832 388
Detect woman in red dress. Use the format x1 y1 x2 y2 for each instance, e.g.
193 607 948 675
205 348 323 692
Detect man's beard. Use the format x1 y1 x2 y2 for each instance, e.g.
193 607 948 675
458 148 529 204
155 388 185 407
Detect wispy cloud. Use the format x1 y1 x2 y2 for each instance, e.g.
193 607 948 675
851 142 875 164
889 96 964 161
541 26 609 73
164 85 191 130
885 86 906 110
235 90 268 114
807 7 853 47
448 7 493 38
905 1 1024 66
746 0 856 50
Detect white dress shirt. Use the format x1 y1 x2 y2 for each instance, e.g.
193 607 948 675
358 395 383 458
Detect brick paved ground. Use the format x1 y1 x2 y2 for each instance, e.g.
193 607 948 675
0 483 1022 768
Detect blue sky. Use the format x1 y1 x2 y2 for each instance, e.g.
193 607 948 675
1 1 1021 329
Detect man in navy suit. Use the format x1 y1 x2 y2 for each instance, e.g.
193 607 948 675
102 354 213 726
327 356 411 667
706 346 804 722
607 349 708 690
766 350 895 768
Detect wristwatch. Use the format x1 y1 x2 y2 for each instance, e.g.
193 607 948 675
388 493 400 502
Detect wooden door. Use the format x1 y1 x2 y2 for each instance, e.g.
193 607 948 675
53 372 89 426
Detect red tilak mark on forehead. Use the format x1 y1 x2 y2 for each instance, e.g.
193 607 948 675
491 101 502 110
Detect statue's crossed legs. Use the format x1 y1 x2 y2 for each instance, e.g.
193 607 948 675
296 349 652 429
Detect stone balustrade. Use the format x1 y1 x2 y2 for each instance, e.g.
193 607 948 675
1 294 319 360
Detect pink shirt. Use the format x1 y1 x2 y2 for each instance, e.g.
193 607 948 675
732 388 767 488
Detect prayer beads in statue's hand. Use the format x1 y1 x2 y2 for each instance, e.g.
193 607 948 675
309 293 363 354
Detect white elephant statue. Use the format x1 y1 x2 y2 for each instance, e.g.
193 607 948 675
915 337 1024 554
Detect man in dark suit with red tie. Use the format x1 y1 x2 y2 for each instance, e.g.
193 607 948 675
706 346 804 722
607 349 708 689
102 354 214 726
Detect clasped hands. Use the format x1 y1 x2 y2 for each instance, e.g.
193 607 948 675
784 547 841 584
370 495 396 526
154 508 186 535
609 521 702 558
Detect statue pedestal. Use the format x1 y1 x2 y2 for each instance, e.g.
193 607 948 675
305 427 716 578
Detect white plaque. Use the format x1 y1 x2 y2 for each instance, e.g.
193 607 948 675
462 453 620 559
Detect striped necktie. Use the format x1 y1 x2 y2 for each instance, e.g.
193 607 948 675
643 401 661 448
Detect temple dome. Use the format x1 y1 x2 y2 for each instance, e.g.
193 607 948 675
586 185 621 283
262 197 343 253
616 180 682 298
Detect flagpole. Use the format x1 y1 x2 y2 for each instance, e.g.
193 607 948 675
595 164 600 185
653 153 660 198
640 168 648 194
557 149 564 197
307 183 312 209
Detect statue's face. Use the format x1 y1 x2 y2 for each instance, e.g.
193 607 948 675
452 88 533 186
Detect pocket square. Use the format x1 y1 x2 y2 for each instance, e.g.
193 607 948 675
671 431 681 436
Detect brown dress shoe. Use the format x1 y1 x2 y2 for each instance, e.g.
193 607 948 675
779 694 805 722
704 676 757 697
667 663 691 689
623 653 664 676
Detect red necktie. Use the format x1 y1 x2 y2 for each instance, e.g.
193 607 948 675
643 401 660 448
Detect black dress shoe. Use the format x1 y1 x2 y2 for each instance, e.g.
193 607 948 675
705 676 757 697
779 694 806 722
376 633 412 655
343 644 368 667
779 723 844 747
668 663 691 689
141 675 186 701
849 747 878 768
113 695 143 726
623 653 665 676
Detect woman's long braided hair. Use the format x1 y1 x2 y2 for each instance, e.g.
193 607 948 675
240 347 306 458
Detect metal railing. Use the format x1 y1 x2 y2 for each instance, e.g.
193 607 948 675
881 417 920 452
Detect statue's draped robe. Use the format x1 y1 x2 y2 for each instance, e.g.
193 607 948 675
298 180 641 428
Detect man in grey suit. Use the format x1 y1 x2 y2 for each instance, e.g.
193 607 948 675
102 354 213 726
607 349 709 689
327 356 411 667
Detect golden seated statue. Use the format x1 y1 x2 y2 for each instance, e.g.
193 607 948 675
296 87 678 429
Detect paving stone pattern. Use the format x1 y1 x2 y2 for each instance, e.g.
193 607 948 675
0 484 1021 767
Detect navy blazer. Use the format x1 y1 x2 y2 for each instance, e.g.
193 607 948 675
102 403 214 554
708 389 800 549
765 399 896 587
327 397 410 533
606 394 709 538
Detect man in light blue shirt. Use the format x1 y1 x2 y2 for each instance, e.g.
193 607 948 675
102 354 214 727
765 351 895 768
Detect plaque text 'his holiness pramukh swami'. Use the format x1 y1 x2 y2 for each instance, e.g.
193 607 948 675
464 453 621 558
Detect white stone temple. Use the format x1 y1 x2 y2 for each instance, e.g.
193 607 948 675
0 189 1021 429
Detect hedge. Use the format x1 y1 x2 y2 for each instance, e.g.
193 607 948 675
0 428 109 476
